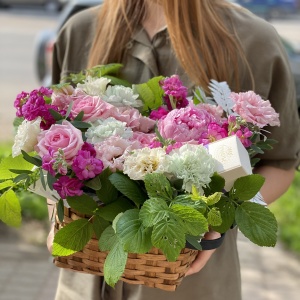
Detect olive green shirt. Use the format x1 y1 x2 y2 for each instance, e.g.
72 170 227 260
52 5 300 300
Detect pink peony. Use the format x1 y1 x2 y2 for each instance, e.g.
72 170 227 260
53 176 83 199
231 91 280 128
113 107 156 133
71 95 117 122
131 132 156 147
158 106 219 142
35 120 84 163
94 136 141 171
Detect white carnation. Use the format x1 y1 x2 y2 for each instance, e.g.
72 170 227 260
77 76 111 96
12 117 41 157
102 85 143 108
123 147 167 180
85 117 133 144
166 144 216 194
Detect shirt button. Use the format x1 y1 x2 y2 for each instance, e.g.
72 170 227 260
126 41 133 49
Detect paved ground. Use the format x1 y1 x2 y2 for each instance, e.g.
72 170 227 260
0 225 299 300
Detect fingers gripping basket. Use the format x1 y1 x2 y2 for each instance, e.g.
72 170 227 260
54 207 199 291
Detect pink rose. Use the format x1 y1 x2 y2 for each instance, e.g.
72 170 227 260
35 120 84 163
158 106 218 142
231 91 280 128
71 95 117 122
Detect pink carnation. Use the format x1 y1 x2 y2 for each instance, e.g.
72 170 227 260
51 85 75 111
71 95 117 122
158 106 219 142
231 91 280 128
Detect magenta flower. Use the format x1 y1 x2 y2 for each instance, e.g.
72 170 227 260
81 142 97 157
149 106 169 120
42 153 55 176
53 176 83 199
14 91 29 117
231 91 280 128
199 123 228 145
72 150 104 180
161 75 189 110
234 127 253 148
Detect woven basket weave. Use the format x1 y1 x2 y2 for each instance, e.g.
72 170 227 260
54 207 198 291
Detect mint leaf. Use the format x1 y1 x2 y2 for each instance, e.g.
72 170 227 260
236 202 277 247
152 218 186 262
93 215 110 239
103 239 128 287
144 173 173 200
96 197 134 222
109 173 147 207
57 199 64 223
0 190 22 227
96 168 118 204
116 209 152 253
211 196 235 233
203 173 225 195
67 195 99 215
207 207 222 226
99 225 117 251
139 198 169 227
231 174 265 200
171 204 208 236
0 155 34 180
85 176 102 190
206 192 222 206
52 219 93 256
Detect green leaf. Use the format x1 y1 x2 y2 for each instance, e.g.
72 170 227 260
144 173 173 200
0 154 34 180
231 174 265 201
0 190 22 227
186 234 203 250
89 63 123 77
85 176 102 190
0 180 14 191
52 218 93 256
139 198 169 227
74 110 84 121
103 239 128 288
57 199 64 223
211 196 236 233
99 225 118 251
49 108 64 121
96 168 118 204
21 150 42 167
70 121 91 129
47 172 56 190
103 75 131 87
96 198 134 222
92 215 110 239
116 209 152 253
9 169 33 175
236 202 278 247
207 207 222 226
206 192 222 206
109 173 147 207
203 173 225 195
152 218 186 261
67 195 99 215
13 173 30 183
171 204 208 236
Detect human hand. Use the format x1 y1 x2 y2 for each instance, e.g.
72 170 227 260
185 231 221 276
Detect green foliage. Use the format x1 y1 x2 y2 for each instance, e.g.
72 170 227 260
270 172 300 253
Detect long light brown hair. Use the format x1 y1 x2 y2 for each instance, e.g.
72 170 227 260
87 0 253 91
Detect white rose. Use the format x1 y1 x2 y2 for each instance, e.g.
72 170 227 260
77 76 111 96
12 117 41 157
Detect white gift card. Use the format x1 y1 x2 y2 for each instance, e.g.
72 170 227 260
208 135 253 191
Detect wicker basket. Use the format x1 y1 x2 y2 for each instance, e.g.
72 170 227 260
54 207 199 291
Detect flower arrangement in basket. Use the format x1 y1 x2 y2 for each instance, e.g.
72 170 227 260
0 64 280 291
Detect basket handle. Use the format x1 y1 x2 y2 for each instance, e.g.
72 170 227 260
185 233 226 251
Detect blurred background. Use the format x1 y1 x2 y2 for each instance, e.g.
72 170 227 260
0 1 299 299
